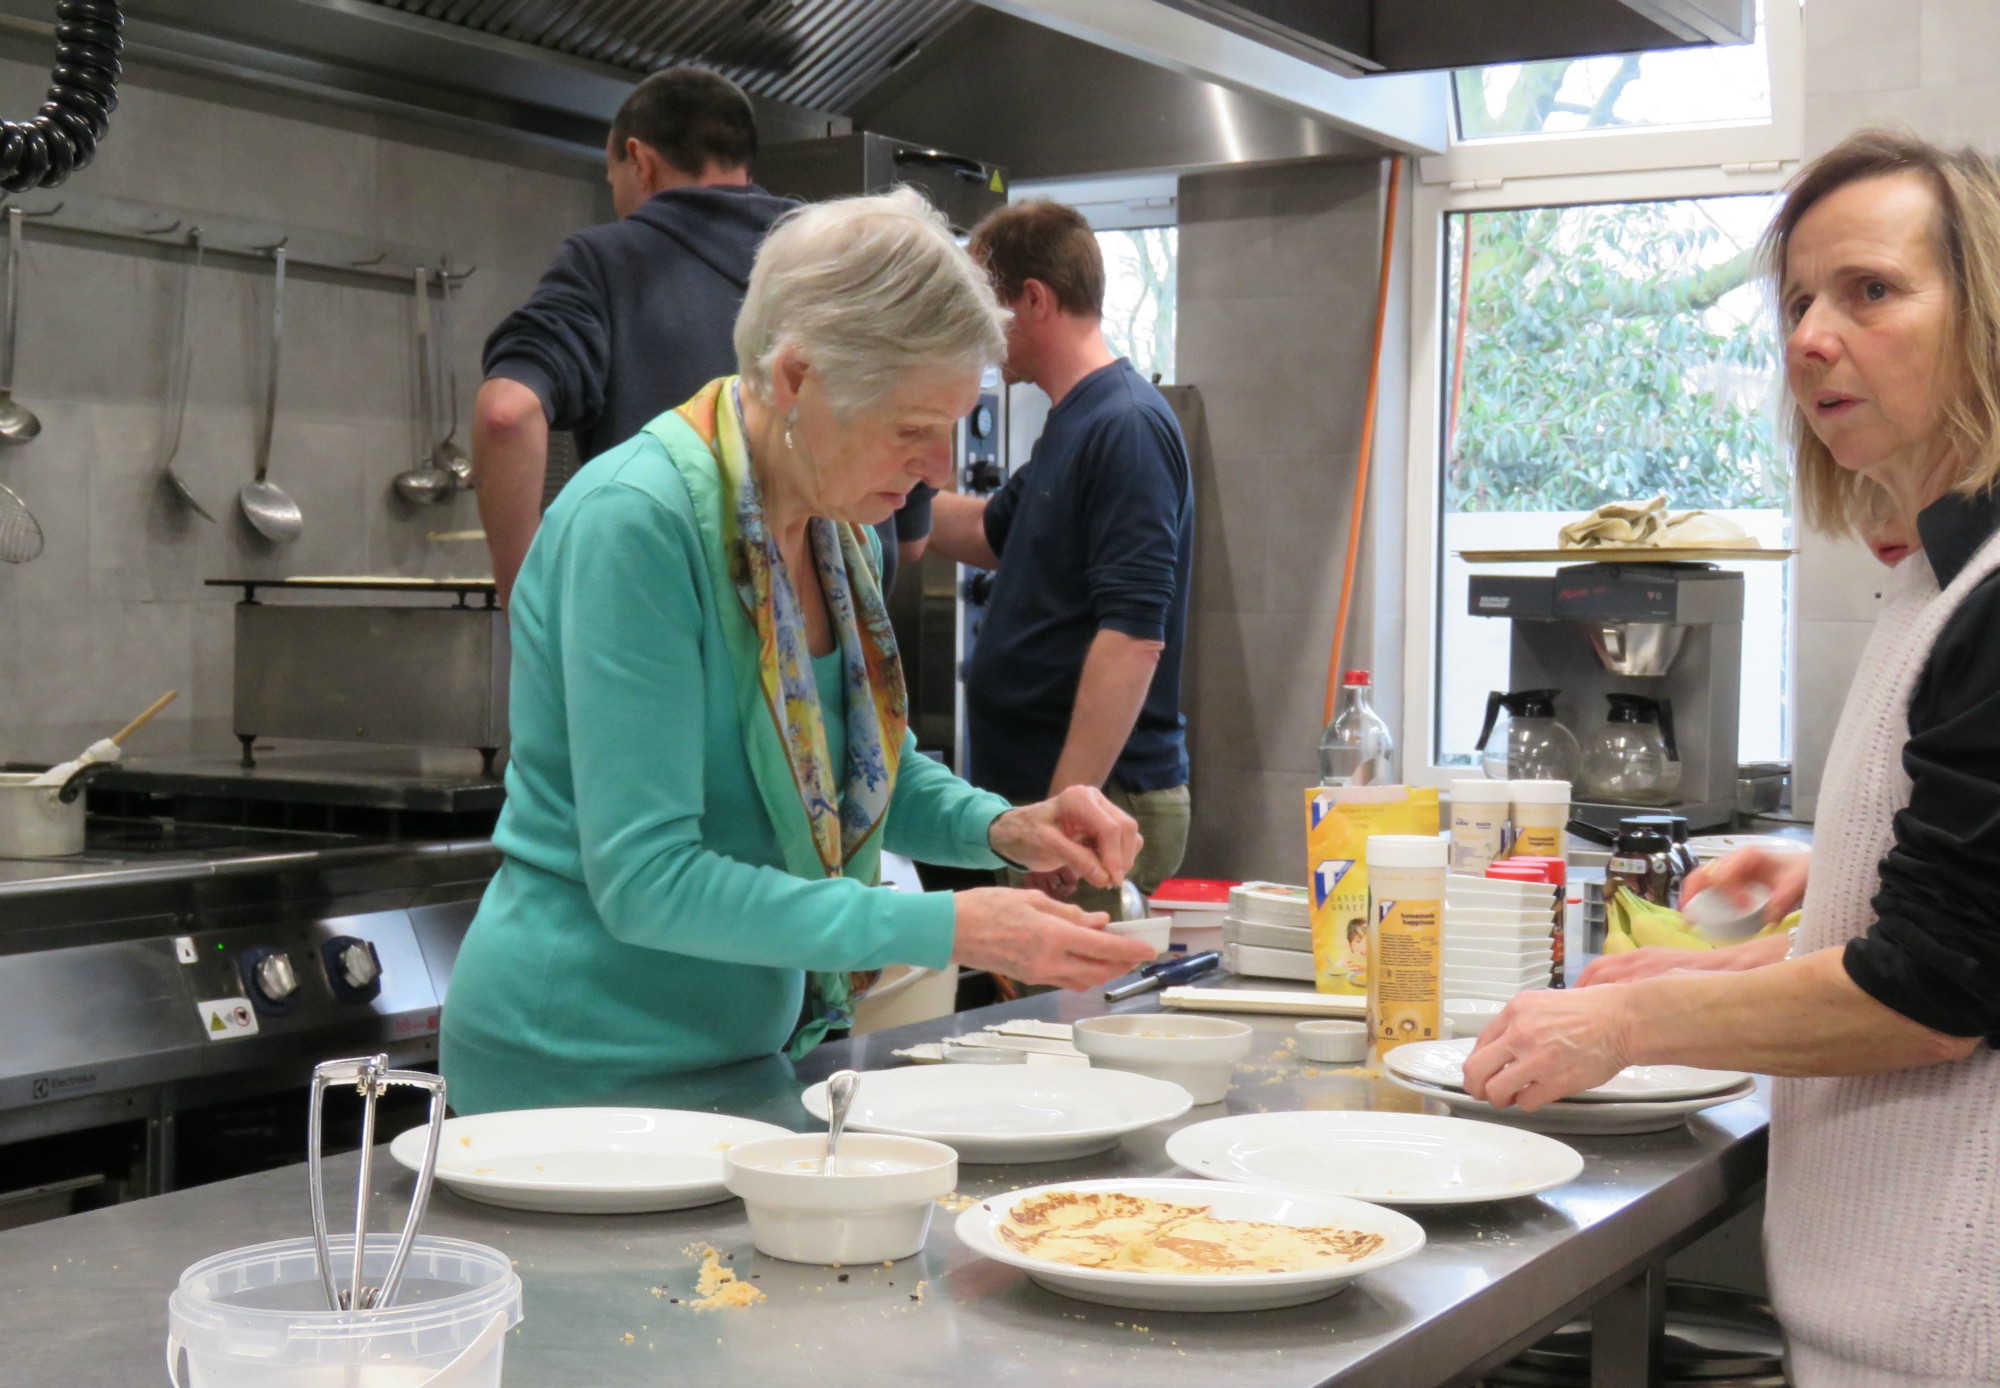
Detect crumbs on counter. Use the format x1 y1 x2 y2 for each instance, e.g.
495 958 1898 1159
936 1192 978 1212
909 1280 929 1304
665 1244 765 1311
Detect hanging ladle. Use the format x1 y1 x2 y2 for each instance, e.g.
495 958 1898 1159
432 270 472 488
0 206 42 445
237 246 303 542
158 229 214 521
393 266 453 506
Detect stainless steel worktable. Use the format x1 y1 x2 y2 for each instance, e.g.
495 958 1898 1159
0 981 1768 1387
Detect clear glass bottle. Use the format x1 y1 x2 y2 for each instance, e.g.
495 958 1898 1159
1318 670 1398 786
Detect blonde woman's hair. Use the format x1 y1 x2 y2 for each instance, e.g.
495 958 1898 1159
1763 128 2000 538
734 186 1009 415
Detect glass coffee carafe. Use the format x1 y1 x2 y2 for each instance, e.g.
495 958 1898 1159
1581 693 1682 805
1475 689 1583 783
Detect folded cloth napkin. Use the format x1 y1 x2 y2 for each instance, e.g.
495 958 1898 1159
1558 496 1755 550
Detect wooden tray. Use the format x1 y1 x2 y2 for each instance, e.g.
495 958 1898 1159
1454 547 1795 564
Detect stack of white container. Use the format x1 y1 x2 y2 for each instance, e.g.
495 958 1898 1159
1221 881 1316 982
1444 874 1561 1002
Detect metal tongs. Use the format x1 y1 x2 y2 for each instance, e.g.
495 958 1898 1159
307 1054 447 1313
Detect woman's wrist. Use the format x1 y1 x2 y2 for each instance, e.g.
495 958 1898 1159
986 809 1028 869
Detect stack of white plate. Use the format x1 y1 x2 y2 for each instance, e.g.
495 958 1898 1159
1446 874 1561 1001
1381 1038 1757 1135
1221 881 1316 981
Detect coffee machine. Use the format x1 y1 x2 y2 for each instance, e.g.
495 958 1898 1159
1467 562 1743 831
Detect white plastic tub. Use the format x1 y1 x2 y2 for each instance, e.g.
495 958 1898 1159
167 1234 522 1388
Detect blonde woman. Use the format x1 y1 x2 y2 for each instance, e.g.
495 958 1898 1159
442 189 1153 1115
1465 130 2000 1386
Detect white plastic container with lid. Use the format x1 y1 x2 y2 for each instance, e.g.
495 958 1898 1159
1147 878 1238 952
1448 779 1513 874
1507 780 1572 860
1365 835 1448 1059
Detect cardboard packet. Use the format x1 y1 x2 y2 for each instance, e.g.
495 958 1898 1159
1304 786 1441 994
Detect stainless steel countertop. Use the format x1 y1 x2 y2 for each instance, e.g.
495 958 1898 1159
0 982 1768 1387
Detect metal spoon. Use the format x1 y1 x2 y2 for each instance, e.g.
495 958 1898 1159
393 266 453 505
237 247 303 542
821 1069 859 1176
1118 879 1146 923
158 229 214 521
0 207 42 444
432 272 472 488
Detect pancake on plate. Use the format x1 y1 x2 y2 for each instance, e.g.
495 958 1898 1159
997 1189 1385 1275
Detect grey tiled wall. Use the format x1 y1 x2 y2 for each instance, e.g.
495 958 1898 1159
0 57 598 764
1176 158 1402 884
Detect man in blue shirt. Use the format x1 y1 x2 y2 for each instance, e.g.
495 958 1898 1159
931 202 1195 914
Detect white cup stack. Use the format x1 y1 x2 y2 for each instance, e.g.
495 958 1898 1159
1221 881 1315 982
1443 874 1561 1002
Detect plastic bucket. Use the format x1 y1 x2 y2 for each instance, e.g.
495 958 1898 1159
167 1235 521 1388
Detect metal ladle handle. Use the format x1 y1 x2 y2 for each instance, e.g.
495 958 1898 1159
822 1069 858 1175
2 208 20 396
253 247 284 485
308 1054 448 1313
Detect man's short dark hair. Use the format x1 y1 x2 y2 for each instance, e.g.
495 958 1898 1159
609 67 757 177
969 200 1104 318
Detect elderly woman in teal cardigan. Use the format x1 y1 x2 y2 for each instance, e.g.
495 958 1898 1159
442 189 1155 1114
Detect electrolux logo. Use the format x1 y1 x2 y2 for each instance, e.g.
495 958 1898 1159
29 1071 98 1102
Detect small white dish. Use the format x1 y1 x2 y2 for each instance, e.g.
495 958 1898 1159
724 1133 956 1264
1293 1019 1369 1063
1683 884 1773 943
1386 1071 1758 1135
1072 1014 1253 1105
1107 916 1173 956
1445 960 1554 986
393 1108 792 1214
800 1065 1192 1163
1444 998 1505 1033
1385 1038 1752 1103
1166 1110 1584 1205
954 1177 1425 1312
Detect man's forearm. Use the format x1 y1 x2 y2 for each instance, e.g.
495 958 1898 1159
927 492 999 570
471 378 551 609
1047 629 1164 795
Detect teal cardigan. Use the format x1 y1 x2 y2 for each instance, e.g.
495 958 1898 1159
439 418 1010 1115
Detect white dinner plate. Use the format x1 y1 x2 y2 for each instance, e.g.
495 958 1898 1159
1165 1111 1584 1206
800 1066 1191 1163
1385 1071 1760 1135
1686 834 1810 862
390 1107 792 1214
1384 1038 1751 1103
954 1177 1425 1312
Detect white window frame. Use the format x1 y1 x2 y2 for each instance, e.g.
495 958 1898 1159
1421 0 1802 187
1397 163 1800 790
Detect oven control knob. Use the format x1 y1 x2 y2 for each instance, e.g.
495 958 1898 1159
322 935 385 1004
337 942 380 991
255 952 298 1004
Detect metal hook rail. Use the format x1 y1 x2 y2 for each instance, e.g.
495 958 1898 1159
0 186 473 288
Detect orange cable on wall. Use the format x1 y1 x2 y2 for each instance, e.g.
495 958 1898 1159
1322 155 1405 725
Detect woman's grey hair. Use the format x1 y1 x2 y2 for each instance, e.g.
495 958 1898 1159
735 186 1010 414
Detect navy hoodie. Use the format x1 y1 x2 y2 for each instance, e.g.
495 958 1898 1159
483 183 796 466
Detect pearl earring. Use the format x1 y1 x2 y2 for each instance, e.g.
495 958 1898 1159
784 405 798 454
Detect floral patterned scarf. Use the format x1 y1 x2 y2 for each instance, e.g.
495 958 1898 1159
663 378 907 1050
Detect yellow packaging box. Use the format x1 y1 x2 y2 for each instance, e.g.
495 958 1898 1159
1305 786 1441 994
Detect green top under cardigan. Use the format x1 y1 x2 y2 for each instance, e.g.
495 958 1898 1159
439 413 1010 1115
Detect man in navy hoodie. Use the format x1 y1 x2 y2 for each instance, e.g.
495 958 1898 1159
475 70 824 607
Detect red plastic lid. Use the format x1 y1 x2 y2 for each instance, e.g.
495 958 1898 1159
1507 855 1568 886
1342 670 1372 687
1149 878 1239 906
1483 863 1547 881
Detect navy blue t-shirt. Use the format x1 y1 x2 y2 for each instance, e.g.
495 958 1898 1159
966 360 1194 799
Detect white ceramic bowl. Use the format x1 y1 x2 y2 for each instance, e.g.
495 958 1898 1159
723 1133 957 1265
1071 1014 1254 1104
1106 916 1173 957
1293 1019 1369 1063
1682 885 1773 943
1444 998 1505 1029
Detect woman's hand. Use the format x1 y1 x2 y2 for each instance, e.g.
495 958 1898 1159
1577 933 1792 987
988 787 1142 891
1461 986 1639 1110
1680 846 1809 922
951 887 1156 990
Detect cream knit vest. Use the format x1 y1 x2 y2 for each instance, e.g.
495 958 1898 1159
1767 534 2000 1388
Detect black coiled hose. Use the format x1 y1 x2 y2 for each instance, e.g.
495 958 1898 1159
0 1 121 193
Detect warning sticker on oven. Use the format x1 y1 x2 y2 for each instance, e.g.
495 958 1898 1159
197 997 260 1039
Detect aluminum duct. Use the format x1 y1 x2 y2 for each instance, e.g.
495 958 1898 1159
365 0 973 114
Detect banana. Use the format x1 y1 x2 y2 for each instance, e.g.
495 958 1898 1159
1617 888 1714 951
1755 909 1802 940
1604 926 1638 954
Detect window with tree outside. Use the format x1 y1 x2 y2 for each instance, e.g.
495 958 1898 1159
1434 192 1790 768
1096 227 1177 384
